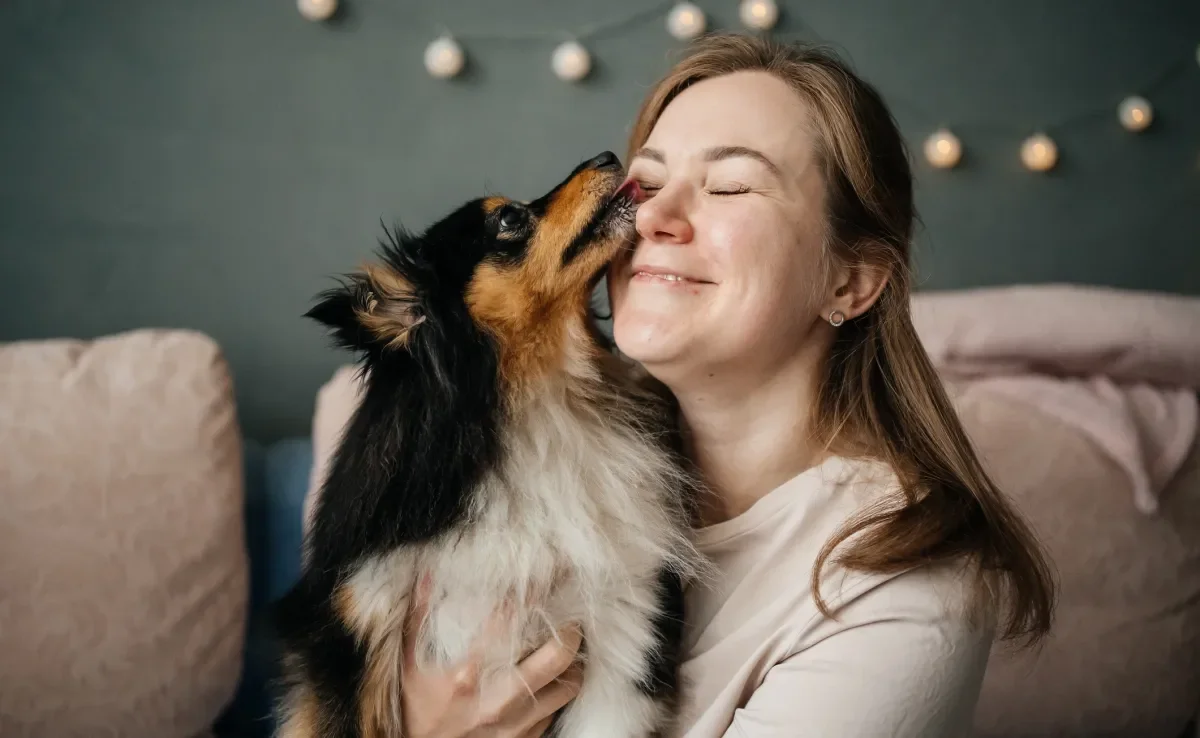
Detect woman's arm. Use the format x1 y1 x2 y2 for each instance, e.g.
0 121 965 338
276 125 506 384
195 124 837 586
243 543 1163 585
724 567 994 738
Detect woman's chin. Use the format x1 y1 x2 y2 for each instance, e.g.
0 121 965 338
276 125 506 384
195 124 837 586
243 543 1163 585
611 315 689 368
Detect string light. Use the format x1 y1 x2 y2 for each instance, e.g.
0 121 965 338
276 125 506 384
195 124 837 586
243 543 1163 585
297 0 336 22
1118 95 1153 132
667 3 707 40
739 0 779 31
1020 133 1058 172
424 36 465 79
379 7 1197 175
924 129 963 169
552 40 592 82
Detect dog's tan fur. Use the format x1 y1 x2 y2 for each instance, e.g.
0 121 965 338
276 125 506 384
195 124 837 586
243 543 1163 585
467 167 623 390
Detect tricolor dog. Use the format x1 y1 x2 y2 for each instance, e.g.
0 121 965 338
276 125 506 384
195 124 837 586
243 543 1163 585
273 151 706 738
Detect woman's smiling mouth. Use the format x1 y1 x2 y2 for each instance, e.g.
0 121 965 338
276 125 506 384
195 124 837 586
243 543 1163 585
631 265 715 285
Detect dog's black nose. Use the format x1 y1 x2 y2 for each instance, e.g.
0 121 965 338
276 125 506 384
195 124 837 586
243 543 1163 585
584 151 621 171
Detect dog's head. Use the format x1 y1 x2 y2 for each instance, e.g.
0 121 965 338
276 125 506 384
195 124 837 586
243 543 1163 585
307 151 639 388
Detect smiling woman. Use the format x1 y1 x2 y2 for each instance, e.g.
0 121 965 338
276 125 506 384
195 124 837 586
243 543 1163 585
611 75 831 384
600 33 1056 737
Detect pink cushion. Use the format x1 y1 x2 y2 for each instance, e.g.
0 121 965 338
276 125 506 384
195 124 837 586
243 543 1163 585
954 380 1200 738
304 364 364 536
0 329 248 738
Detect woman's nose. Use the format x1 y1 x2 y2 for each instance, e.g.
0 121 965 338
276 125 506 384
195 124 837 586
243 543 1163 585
635 191 694 245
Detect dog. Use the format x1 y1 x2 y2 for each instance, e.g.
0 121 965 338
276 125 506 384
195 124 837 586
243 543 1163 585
272 151 707 738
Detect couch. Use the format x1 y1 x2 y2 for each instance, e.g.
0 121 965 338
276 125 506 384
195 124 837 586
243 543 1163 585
2 317 1198 738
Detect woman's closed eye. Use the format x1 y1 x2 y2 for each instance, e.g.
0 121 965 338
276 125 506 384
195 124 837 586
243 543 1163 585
705 184 751 196
635 180 662 197
630 180 751 197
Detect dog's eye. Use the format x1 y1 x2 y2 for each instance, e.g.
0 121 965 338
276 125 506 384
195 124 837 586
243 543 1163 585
497 205 527 232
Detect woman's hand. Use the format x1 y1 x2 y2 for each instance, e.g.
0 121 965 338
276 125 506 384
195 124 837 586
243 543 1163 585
400 582 584 738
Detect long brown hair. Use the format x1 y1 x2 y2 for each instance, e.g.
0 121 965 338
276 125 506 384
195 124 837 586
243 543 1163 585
624 33 1055 646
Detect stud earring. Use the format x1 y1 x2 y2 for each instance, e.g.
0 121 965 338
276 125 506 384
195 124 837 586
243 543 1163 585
828 309 845 327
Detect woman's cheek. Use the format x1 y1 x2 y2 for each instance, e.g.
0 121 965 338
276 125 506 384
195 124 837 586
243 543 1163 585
703 205 762 265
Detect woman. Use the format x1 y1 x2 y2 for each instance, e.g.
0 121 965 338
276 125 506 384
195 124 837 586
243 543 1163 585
400 33 1055 737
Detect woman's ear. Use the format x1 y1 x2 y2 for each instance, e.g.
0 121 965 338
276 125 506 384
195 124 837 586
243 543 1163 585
823 259 890 323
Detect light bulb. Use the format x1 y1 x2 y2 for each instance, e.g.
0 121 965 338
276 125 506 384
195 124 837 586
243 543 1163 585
552 40 591 82
297 0 337 22
739 0 779 31
1020 133 1058 172
424 36 465 79
923 129 962 169
1118 95 1153 132
667 3 707 40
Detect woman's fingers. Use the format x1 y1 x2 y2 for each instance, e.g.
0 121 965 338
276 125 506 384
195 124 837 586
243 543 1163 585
515 624 583 695
522 715 554 738
476 624 583 727
513 661 584 737
535 661 584 716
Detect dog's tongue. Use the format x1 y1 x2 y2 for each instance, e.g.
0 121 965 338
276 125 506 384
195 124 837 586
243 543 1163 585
613 178 642 203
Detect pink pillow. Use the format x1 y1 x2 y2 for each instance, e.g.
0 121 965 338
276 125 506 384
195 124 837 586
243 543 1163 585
954 379 1200 738
304 364 364 536
0 329 248 738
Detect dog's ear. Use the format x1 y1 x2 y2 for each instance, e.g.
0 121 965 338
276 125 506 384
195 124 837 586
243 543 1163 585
306 280 365 350
356 264 426 350
307 265 425 352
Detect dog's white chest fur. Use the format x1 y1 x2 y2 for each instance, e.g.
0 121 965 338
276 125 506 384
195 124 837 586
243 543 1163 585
341 375 697 736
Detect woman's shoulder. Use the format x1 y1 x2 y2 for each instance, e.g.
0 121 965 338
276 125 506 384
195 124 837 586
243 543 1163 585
807 455 995 640
827 453 904 508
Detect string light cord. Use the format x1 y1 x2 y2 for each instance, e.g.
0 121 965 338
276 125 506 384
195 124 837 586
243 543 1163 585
764 11 1196 169
569 1 677 43
298 1 1198 172
886 53 1195 138
431 1 675 45
421 2 682 82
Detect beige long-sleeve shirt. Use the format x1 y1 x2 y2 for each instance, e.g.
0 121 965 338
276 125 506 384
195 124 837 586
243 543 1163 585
674 455 995 738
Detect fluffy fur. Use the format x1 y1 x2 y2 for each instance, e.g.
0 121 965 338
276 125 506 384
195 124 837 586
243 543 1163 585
272 151 708 738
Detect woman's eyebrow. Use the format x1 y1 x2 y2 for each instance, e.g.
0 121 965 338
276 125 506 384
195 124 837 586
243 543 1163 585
703 146 782 177
632 145 782 178
633 146 666 163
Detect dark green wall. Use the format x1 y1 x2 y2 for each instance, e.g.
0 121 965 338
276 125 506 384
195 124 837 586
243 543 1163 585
2 0 1198 440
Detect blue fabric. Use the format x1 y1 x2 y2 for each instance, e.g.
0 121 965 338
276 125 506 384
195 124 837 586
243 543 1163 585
215 438 314 738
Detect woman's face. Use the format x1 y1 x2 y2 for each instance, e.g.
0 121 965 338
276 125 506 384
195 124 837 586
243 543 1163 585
609 70 832 386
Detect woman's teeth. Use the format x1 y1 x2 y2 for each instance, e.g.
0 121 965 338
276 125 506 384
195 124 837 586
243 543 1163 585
636 272 692 282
